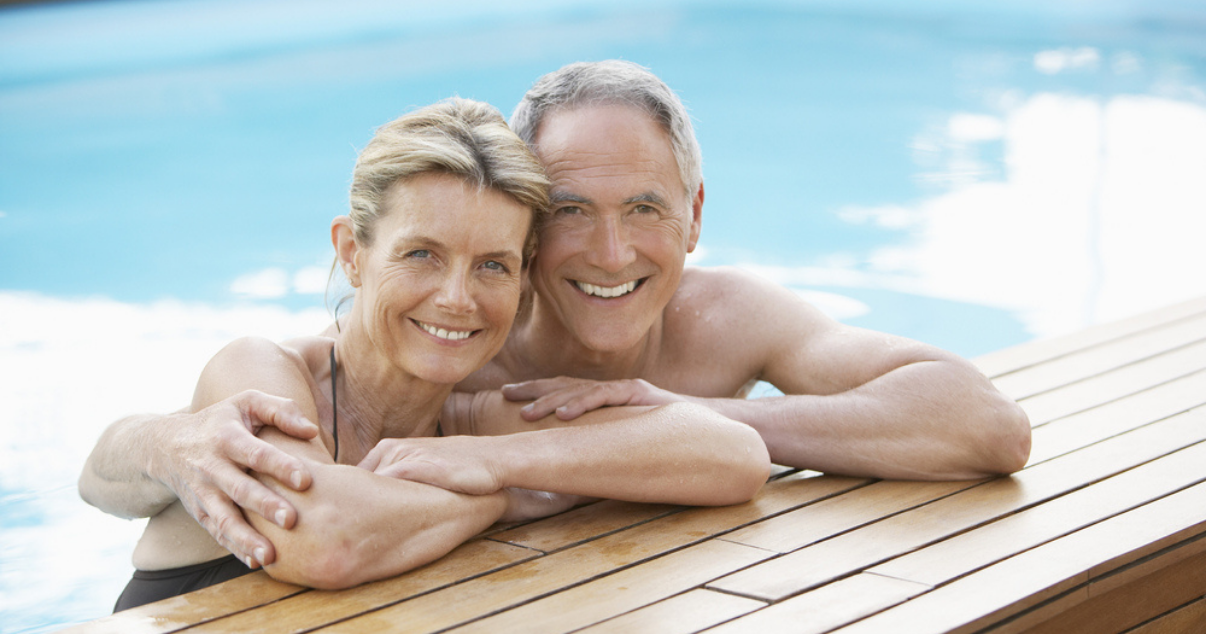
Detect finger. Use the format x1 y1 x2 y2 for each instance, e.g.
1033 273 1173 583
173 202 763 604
501 377 577 401
210 459 298 529
188 490 275 568
242 391 319 440
524 386 593 421
557 383 641 419
223 429 312 493
357 444 384 472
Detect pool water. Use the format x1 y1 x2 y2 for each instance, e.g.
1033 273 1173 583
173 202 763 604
3 0 1206 630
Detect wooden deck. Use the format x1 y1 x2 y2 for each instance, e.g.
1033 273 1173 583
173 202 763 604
65 297 1206 633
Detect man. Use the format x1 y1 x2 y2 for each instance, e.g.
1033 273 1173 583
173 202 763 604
80 60 1030 572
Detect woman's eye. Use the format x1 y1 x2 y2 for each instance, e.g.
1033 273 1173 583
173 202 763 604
481 260 507 272
408 249 431 259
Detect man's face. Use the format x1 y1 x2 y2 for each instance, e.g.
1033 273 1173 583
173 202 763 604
529 104 702 354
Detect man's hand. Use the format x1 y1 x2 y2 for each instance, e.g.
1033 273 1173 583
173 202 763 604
154 390 318 568
501 377 686 421
358 436 502 496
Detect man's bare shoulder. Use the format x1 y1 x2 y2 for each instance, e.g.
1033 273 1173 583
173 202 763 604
671 266 831 331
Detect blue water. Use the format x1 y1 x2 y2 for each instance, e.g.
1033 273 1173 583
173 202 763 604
3 1 1206 631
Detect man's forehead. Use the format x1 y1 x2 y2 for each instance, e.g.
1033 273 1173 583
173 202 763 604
534 105 685 202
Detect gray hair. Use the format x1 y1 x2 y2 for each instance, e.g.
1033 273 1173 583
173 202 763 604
350 98 551 262
510 60 702 198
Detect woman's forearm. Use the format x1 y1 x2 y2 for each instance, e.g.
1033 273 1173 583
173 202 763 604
248 459 508 589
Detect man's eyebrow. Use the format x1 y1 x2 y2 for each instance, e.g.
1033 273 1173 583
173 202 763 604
551 192 591 204
624 192 670 207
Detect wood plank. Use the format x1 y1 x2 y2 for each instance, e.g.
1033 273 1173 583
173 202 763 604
823 481 1206 634
998 541 1206 634
572 589 765 634
445 540 773 634
184 537 539 634
314 473 865 633
991 312 1206 401
706 573 930 634
56 572 305 634
870 431 1206 586
1125 596 1206 634
973 296 1206 378
487 499 682 553
1026 372 1206 465
718 479 977 554
1018 339 1206 426
707 405 1206 601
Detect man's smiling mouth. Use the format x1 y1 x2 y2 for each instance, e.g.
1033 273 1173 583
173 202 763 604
573 279 642 299
413 319 477 341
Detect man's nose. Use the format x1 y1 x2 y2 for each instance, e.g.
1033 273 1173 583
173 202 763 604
584 216 636 273
433 269 475 315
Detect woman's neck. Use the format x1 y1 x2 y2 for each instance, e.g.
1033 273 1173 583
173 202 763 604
329 327 452 464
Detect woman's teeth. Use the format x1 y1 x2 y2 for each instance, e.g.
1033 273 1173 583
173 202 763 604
575 280 638 298
418 321 474 340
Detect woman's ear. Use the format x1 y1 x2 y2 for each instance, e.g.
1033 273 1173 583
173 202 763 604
331 216 361 287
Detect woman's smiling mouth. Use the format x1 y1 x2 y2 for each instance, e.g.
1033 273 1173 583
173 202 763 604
412 319 478 341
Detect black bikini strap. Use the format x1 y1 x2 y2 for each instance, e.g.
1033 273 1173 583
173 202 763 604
329 345 339 462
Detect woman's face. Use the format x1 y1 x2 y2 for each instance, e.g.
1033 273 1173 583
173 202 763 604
346 172 531 385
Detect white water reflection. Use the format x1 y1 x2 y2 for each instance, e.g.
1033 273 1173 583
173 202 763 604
751 93 1206 341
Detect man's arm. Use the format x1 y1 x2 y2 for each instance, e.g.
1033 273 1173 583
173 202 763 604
78 337 323 567
360 394 771 507
505 268 1030 480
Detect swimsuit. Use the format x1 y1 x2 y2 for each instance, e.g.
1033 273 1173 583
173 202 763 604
113 554 252 611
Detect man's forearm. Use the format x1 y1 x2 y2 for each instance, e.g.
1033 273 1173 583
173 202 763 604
483 401 770 506
700 360 1031 479
79 413 179 518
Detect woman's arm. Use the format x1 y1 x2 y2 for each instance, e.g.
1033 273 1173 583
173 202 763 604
183 340 511 589
361 393 771 507
247 428 510 589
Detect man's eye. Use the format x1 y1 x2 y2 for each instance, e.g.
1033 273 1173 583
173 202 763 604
408 250 430 258
634 204 656 214
556 206 582 215
481 260 506 272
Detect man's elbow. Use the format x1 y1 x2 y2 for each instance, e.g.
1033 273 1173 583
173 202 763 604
979 397 1032 476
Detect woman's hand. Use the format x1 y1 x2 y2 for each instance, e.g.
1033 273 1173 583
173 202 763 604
358 436 503 496
501 377 687 421
500 488 591 522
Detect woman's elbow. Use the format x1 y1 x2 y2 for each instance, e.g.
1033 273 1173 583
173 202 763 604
263 535 378 590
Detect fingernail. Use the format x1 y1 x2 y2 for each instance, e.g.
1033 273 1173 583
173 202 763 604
291 470 304 489
275 508 288 527
245 555 256 568
254 547 267 566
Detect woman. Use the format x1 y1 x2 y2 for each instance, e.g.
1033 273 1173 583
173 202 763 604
112 99 770 610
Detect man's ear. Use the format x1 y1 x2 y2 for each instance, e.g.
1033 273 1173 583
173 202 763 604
331 216 361 287
687 182 704 253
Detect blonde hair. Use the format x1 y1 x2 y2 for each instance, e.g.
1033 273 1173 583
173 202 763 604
349 98 551 262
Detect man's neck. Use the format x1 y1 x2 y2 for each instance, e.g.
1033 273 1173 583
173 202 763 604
510 297 663 382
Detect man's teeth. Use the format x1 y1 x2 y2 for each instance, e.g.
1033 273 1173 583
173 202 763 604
418 322 474 341
576 280 638 298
